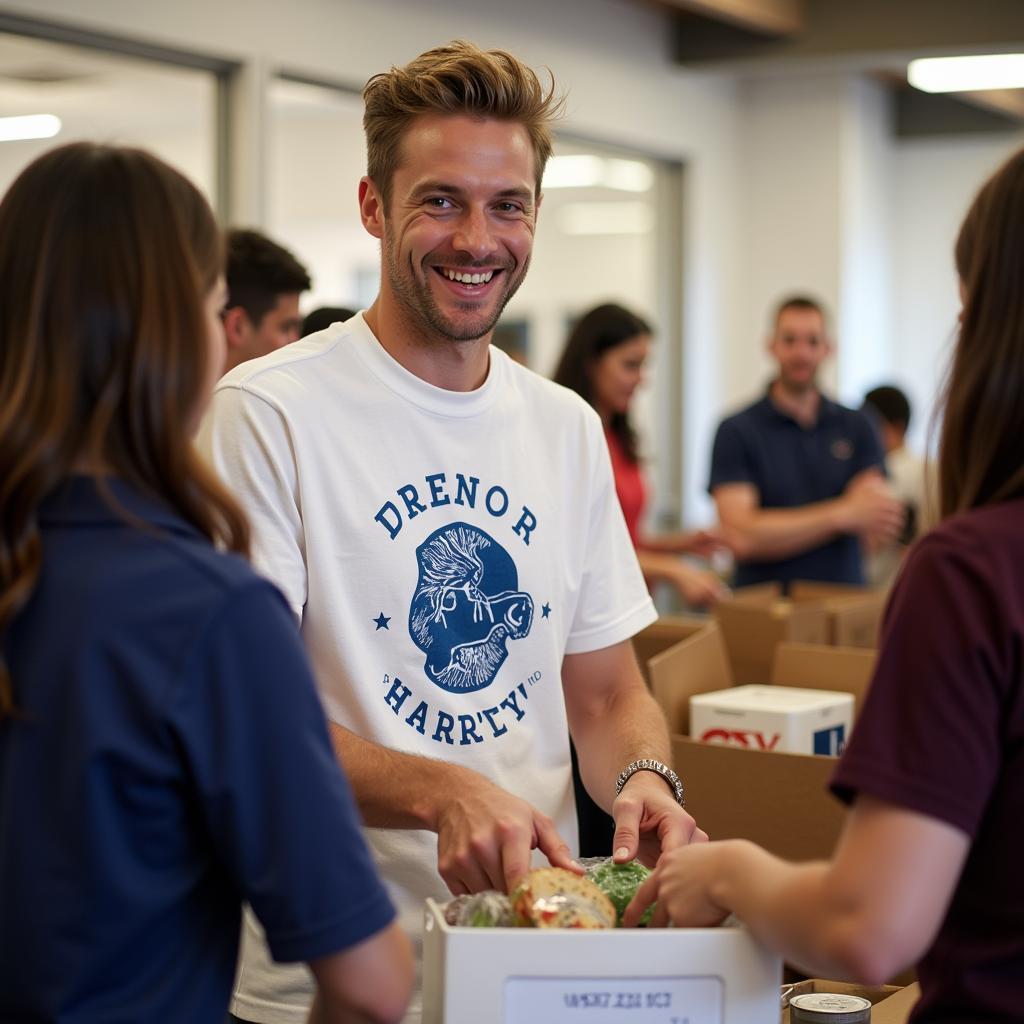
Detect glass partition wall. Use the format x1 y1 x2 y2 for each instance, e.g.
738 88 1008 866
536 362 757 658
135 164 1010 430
0 30 220 205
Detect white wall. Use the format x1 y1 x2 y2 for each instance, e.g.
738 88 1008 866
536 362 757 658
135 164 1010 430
890 130 1024 453
837 75 893 407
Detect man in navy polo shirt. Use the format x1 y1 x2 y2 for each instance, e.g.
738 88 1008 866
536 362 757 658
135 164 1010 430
709 295 903 589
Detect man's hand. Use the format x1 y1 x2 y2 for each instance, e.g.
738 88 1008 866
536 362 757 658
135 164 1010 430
840 473 903 544
621 840 738 928
434 770 581 895
611 771 708 869
670 561 729 608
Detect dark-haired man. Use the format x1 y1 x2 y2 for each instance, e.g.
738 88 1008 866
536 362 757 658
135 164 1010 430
862 384 932 586
222 228 311 373
202 41 702 1024
709 296 903 589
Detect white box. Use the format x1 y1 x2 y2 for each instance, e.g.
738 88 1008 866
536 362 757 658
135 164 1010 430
422 899 781 1024
690 685 854 756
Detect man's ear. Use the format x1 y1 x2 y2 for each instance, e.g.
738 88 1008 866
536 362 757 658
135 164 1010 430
221 306 251 351
359 176 385 240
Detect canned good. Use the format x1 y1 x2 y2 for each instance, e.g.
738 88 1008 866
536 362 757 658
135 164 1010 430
789 991 872 1023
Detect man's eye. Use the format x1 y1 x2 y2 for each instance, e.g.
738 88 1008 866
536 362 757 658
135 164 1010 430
427 197 453 209
496 202 522 213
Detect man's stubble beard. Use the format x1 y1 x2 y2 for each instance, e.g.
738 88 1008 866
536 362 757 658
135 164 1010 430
383 234 530 344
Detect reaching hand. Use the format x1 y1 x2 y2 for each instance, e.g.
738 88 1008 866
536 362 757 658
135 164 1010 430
434 771 581 895
622 841 738 929
673 562 729 608
611 771 708 869
841 474 903 544
682 527 731 558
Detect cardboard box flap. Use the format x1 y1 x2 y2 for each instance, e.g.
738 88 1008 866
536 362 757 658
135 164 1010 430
790 581 887 648
871 982 920 1023
789 581 876 601
715 599 830 684
731 582 782 603
672 735 845 861
632 616 707 687
771 642 876 717
649 623 731 735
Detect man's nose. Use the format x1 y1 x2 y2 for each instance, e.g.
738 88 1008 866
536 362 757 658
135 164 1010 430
452 208 495 260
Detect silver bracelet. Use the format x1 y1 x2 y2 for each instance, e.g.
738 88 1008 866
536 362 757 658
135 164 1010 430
615 758 685 807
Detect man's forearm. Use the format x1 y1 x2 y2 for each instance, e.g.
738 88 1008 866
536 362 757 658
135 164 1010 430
570 686 673 815
727 499 848 562
328 720 464 830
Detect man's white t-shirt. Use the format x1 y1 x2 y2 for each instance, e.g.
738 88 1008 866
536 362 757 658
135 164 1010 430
199 314 656 1023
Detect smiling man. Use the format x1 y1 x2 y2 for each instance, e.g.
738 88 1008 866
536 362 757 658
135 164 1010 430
199 41 704 1024
709 295 902 589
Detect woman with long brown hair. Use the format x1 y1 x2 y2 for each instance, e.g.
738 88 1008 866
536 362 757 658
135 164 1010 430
554 303 727 609
0 143 411 1023
624 148 1024 1020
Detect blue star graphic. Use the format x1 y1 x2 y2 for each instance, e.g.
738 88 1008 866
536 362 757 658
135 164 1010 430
373 612 391 631
541 603 551 619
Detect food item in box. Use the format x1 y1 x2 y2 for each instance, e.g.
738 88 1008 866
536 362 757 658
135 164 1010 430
442 891 514 927
789 991 872 1022
511 867 616 929
583 857 653 925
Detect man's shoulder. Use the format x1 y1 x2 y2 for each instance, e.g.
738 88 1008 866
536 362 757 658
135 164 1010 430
821 395 873 429
217 321 359 399
501 353 601 428
715 394 771 433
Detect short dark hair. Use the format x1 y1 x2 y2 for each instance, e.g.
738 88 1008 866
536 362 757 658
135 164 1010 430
301 306 356 338
226 229 311 327
864 385 912 432
774 294 829 331
552 302 651 463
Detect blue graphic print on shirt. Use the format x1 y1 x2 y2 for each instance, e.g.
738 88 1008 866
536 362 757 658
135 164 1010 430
410 523 534 694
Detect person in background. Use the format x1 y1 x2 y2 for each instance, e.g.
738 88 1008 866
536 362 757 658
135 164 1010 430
625 145 1024 1023
861 384 933 587
201 42 705 1024
0 143 412 1024
222 228 311 373
708 295 903 590
302 305 356 338
554 303 727 609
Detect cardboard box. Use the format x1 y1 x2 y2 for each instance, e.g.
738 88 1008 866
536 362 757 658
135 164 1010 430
632 615 707 688
781 980 918 1024
422 898 782 1024
715 583 886 683
649 624 850 860
691 685 854 756
714 588 829 684
771 642 877 717
789 582 887 649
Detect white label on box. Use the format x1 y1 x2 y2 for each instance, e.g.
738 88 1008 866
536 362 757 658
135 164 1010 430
504 975 723 1023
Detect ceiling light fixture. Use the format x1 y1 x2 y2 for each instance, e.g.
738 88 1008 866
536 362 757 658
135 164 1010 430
0 113 62 142
908 54 1024 93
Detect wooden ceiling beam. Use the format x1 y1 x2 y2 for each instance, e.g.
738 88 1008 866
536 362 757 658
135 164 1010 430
654 0 804 37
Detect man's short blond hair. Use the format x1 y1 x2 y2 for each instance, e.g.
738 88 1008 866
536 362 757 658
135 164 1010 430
363 40 564 209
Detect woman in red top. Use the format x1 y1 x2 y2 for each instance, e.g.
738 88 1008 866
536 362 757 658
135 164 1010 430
624 147 1024 1022
554 303 726 608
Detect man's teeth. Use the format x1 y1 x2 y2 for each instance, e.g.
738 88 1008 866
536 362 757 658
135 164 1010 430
443 269 495 284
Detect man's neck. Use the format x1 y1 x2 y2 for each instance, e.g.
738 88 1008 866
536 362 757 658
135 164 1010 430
769 378 821 428
363 298 491 392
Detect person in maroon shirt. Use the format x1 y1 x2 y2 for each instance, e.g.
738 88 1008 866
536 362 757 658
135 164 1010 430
554 303 726 608
623 147 1024 1022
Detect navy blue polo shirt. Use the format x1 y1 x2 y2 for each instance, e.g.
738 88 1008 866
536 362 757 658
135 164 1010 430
0 477 395 1024
708 391 885 588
